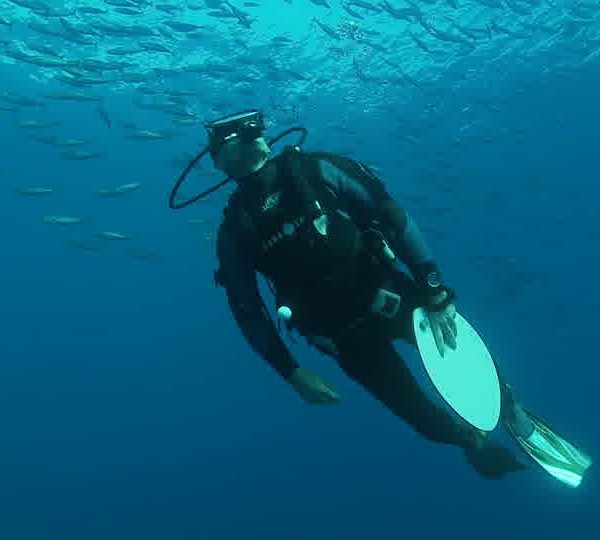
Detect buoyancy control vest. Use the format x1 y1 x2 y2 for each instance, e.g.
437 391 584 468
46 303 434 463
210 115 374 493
224 147 395 335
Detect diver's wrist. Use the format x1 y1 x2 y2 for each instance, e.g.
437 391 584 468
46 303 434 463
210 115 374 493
413 261 441 289
430 290 448 304
425 287 456 312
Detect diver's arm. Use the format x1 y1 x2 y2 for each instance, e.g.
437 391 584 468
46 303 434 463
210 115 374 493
391 210 444 289
216 220 299 381
318 159 443 292
371 195 448 296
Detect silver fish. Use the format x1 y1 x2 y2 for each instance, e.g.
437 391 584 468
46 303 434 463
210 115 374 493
93 231 133 240
60 150 106 160
125 128 176 140
13 186 56 196
55 138 89 147
42 215 84 225
95 182 141 197
18 120 59 129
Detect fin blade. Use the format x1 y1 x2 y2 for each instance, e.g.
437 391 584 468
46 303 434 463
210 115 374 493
514 410 593 488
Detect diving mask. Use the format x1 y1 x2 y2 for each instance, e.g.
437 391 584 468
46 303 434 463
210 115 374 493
205 110 265 159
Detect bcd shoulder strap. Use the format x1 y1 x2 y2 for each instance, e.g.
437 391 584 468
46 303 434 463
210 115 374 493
278 146 324 221
302 151 382 187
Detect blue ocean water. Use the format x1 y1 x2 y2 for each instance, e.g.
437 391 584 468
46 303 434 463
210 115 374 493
1 1 599 539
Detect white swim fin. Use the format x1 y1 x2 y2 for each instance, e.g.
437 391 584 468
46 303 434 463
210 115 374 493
506 407 592 488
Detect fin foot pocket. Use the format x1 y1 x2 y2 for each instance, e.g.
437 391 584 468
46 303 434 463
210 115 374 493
464 435 527 479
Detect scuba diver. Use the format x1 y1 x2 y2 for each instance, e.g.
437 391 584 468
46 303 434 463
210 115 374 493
169 110 592 487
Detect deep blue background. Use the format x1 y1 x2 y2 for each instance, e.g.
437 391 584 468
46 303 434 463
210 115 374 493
2 30 599 540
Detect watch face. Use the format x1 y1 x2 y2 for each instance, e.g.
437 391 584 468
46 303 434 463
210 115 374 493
427 272 441 288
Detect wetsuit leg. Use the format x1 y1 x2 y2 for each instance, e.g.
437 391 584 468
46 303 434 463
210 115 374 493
334 334 467 447
329 296 526 478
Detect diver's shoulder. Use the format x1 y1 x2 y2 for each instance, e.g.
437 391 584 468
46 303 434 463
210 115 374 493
222 184 244 221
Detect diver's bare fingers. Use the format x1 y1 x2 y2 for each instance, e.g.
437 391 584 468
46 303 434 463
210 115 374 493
433 325 445 357
441 324 456 349
324 389 340 402
447 314 458 338
318 394 339 404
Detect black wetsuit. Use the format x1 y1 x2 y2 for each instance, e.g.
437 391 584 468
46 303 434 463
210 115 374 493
216 149 470 449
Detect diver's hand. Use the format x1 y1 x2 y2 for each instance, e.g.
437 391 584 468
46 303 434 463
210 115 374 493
426 291 458 357
289 368 341 404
